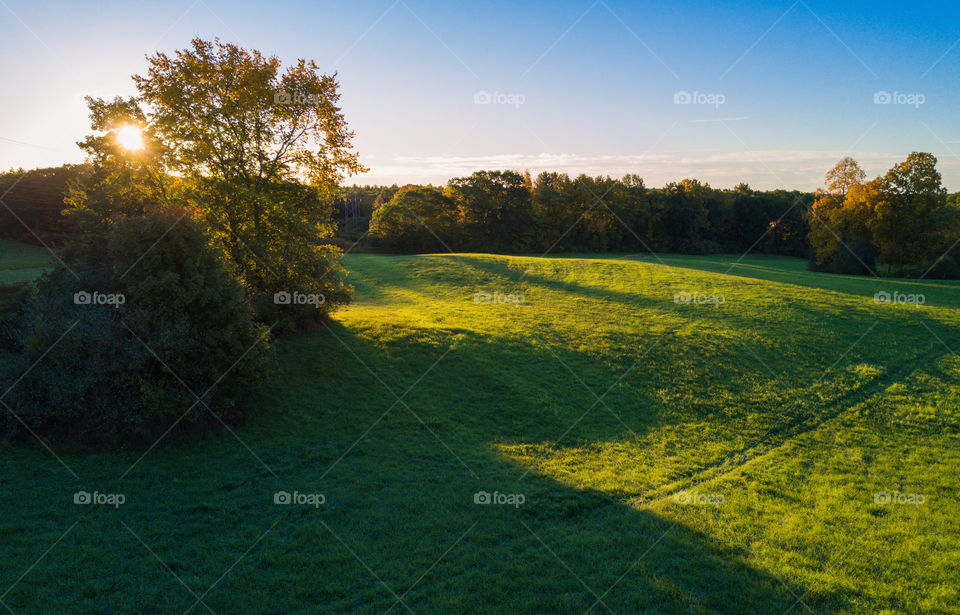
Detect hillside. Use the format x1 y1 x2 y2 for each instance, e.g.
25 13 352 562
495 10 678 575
1 251 958 613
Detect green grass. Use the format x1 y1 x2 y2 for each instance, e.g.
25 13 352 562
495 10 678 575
0 239 54 284
2 249 959 613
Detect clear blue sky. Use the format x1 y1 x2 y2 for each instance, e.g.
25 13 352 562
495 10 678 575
2 0 959 190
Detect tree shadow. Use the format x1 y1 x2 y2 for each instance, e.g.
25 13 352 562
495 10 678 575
224 322 850 613
536 252 960 306
0 315 854 614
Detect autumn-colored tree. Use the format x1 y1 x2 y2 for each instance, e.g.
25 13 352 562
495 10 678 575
808 154 956 277
808 157 875 274
133 38 366 324
825 156 866 196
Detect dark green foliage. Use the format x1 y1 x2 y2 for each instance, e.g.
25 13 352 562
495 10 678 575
0 213 273 446
447 170 534 252
0 165 84 244
369 186 457 253
369 170 811 257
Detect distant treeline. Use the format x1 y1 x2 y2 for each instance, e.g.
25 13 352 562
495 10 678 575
0 165 83 244
367 171 812 256
5 164 958 279
808 153 960 278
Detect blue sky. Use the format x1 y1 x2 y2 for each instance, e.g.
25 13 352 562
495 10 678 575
2 0 959 189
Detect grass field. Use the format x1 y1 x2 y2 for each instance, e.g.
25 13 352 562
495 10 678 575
0 240 54 284
1 249 959 613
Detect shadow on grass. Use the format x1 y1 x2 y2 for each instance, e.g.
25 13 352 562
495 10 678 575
0 321 850 613
595 253 960 306
1 254 918 614
211 322 847 613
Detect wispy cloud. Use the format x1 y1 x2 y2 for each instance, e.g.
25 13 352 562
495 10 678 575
689 117 750 123
356 149 957 191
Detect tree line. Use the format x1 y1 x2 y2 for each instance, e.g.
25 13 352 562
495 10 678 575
368 171 812 257
808 153 960 278
364 157 959 279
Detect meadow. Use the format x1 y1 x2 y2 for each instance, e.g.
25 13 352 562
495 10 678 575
0 240 56 284
1 247 958 614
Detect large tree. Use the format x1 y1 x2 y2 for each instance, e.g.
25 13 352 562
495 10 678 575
808 153 958 277
132 38 366 324
446 170 532 252
808 157 875 274
871 152 948 274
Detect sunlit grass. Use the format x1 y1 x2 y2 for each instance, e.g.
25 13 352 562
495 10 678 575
1 250 958 613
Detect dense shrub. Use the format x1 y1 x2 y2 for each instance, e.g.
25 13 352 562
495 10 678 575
0 213 273 446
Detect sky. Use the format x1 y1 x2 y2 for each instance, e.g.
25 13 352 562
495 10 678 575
1 0 959 190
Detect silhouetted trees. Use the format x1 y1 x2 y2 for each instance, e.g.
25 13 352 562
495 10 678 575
0 165 84 244
369 171 812 258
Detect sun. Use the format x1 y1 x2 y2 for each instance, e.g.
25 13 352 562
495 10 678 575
114 124 144 150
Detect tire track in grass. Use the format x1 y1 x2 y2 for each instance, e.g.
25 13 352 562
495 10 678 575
637 342 955 506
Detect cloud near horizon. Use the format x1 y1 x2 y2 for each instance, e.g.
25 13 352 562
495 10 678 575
355 150 960 191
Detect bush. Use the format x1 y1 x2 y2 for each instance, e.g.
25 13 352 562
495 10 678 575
250 242 354 332
199 181 354 331
0 213 273 446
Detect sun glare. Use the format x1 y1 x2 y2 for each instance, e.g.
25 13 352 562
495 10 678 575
114 124 144 150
